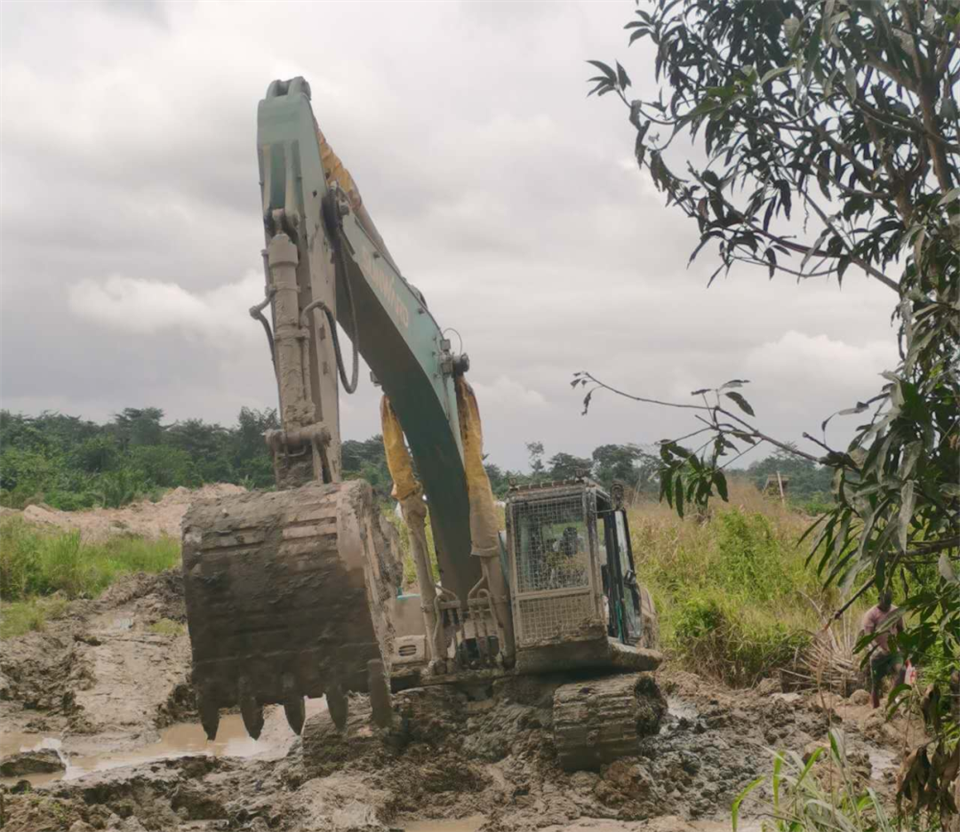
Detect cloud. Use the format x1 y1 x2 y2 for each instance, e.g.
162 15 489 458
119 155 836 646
0 2 902 469
472 376 549 410
745 331 895 393
67 273 265 345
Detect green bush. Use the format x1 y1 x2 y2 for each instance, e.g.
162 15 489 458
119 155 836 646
673 591 811 687
93 468 146 508
128 445 199 489
0 518 180 603
734 730 896 832
631 496 829 686
0 597 70 639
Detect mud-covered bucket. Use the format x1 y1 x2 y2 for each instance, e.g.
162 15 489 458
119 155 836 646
181 479 399 739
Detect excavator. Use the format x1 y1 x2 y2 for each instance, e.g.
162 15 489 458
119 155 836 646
181 77 662 772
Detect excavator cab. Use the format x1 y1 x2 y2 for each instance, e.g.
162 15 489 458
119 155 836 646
505 479 658 673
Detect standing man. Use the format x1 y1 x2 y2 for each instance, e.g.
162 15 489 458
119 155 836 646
861 592 905 708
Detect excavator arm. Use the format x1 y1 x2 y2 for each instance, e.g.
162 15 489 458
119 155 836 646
256 77 480 600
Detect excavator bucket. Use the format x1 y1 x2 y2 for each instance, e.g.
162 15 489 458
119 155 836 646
181 480 399 739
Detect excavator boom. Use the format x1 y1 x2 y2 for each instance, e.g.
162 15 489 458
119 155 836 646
256 78 480 600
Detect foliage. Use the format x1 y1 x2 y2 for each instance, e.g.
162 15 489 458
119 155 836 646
630 483 834 686
547 451 594 480
384 506 441 589
148 618 186 637
735 729 896 832
747 448 834 505
0 517 180 602
342 434 393 500
585 0 959 809
592 443 660 492
0 406 281 509
0 596 69 639
526 441 546 475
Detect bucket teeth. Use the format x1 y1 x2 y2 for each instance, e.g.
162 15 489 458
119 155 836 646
198 690 220 741
281 672 306 735
239 677 265 740
326 681 348 732
283 697 306 735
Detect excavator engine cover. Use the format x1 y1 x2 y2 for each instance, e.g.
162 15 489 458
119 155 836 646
181 480 398 738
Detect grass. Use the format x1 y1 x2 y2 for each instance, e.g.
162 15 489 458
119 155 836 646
0 596 70 638
734 729 897 832
0 517 180 637
628 480 861 687
148 618 186 636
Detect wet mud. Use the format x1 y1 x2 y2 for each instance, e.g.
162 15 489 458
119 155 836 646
0 570 920 832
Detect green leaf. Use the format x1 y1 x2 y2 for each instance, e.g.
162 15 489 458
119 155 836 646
759 66 791 86
898 480 915 552
714 470 729 501
938 187 960 207
900 440 922 478
939 552 958 584
732 775 764 831
725 392 755 416
772 752 782 815
586 60 617 83
844 66 858 98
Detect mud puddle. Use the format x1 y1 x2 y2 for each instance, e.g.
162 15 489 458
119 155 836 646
2 713 270 788
868 746 898 779
666 696 698 723
402 815 486 832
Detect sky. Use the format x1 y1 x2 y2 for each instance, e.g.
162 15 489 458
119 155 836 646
0 1 899 472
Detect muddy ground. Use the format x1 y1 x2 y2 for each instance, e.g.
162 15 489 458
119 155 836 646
1 563 922 832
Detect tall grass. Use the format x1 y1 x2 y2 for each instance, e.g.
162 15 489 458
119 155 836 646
734 729 897 832
0 597 70 638
628 481 851 686
0 517 180 604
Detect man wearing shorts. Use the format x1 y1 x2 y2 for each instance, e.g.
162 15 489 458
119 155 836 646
861 592 905 708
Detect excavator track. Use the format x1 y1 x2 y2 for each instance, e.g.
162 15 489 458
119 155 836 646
181 480 399 739
553 673 666 771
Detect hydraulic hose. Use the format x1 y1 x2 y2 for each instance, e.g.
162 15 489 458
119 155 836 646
299 251 359 395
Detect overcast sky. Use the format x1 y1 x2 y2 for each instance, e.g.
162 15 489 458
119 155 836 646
0 1 899 471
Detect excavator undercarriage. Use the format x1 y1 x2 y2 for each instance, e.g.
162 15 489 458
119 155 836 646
181 76 664 773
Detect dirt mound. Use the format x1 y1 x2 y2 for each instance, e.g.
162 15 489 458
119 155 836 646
0 571 194 753
15 484 246 542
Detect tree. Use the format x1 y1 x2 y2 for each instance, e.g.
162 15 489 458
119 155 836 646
342 435 392 500
547 452 593 480
745 447 833 503
526 441 546 476
583 1 959 818
111 408 164 449
484 463 510 499
591 443 661 492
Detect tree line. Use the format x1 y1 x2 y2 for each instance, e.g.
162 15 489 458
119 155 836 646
0 408 831 510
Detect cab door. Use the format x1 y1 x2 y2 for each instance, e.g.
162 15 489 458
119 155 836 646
602 509 641 644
